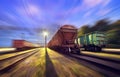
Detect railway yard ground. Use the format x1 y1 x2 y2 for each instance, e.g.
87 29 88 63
0 48 120 77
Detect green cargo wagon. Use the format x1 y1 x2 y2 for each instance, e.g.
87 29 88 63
78 31 106 51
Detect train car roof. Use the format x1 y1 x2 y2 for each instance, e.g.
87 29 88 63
61 25 77 29
78 31 105 37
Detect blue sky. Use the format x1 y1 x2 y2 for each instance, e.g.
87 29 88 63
0 0 120 47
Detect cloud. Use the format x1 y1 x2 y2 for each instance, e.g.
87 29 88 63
102 0 111 7
97 8 111 16
0 25 26 30
18 4 42 16
16 2 45 23
5 13 17 21
83 11 93 18
60 0 111 17
25 4 42 17
82 0 111 8
83 0 102 8
0 20 12 26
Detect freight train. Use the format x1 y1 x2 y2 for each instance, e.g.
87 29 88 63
77 31 106 51
13 40 40 50
48 25 80 54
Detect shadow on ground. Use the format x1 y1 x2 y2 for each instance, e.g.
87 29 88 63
45 50 58 77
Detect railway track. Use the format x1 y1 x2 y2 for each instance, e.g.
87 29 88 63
65 53 120 77
0 48 36 55
0 49 39 74
80 50 120 55
80 53 120 63
102 51 120 55
0 49 38 61
0 48 40 60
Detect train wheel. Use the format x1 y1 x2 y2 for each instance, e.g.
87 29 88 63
84 47 87 51
77 49 80 54
95 47 102 52
63 48 69 54
98 47 102 52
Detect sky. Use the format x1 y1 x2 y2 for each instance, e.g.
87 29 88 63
0 0 120 47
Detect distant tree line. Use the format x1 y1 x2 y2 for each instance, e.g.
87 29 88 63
78 19 120 48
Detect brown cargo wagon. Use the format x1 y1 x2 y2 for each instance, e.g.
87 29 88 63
48 25 80 54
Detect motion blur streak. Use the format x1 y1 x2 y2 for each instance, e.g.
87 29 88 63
0 0 120 47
